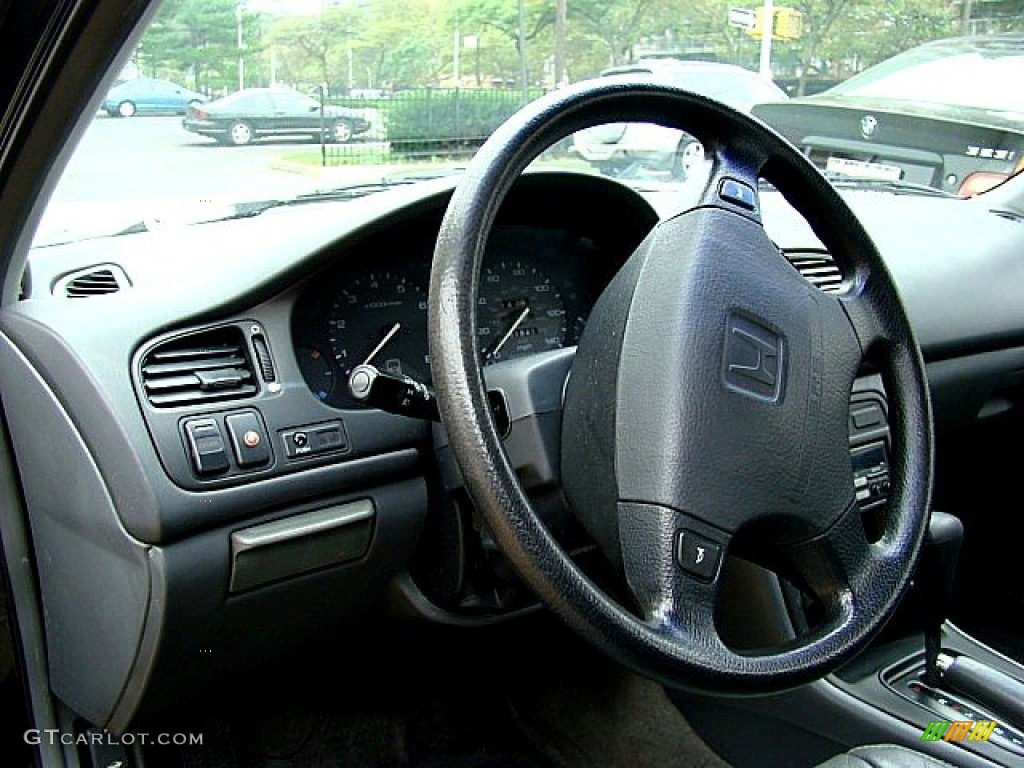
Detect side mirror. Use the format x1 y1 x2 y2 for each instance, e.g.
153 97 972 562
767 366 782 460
310 105 320 112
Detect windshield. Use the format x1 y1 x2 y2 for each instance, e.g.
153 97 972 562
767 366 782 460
35 0 1024 246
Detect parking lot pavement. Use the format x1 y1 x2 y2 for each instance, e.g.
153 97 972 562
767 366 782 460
51 114 331 203
36 114 394 245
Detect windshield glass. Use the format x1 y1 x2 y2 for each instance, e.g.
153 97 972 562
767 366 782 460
35 0 1024 246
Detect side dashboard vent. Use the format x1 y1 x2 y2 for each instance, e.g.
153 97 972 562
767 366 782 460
57 264 130 298
784 250 842 293
140 327 258 408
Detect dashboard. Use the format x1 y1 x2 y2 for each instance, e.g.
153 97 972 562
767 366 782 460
6 170 1024 734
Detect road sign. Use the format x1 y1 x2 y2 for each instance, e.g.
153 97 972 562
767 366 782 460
729 7 757 29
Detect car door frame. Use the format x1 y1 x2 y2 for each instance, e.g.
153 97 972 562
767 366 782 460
0 1 162 764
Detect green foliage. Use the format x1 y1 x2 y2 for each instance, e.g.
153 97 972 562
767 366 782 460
133 0 1000 99
139 0 261 92
386 88 544 155
826 0 958 68
267 5 361 88
360 0 448 89
569 0 678 66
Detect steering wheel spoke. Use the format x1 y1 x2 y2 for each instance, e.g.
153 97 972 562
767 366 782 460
693 138 770 222
837 283 889 357
781 498 916 650
617 503 727 635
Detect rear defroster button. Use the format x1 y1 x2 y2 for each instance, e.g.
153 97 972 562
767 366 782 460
225 411 272 468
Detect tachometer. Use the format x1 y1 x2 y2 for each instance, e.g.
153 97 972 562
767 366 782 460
477 260 566 362
328 271 430 391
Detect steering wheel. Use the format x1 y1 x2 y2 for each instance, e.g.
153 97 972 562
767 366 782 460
428 78 932 693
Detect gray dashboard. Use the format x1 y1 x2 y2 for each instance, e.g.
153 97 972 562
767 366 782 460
1 170 1022 732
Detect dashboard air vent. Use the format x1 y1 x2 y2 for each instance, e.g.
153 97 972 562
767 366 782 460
141 327 258 408
784 250 842 293
59 265 130 298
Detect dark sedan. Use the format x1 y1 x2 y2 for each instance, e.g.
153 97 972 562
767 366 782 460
753 34 1024 196
183 88 371 146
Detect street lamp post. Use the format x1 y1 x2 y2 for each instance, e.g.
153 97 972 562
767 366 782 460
236 1 245 91
516 0 528 103
759 0 775 79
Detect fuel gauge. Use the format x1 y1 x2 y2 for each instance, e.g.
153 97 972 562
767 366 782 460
296 346 335 402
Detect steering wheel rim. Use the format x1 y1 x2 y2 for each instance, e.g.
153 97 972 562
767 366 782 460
428 77 933 694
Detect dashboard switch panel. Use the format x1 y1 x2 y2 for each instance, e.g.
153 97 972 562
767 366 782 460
281 421 349 460
225 410 271 468
183 418 230 476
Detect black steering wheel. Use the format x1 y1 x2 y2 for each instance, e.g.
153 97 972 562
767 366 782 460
428 78 932 693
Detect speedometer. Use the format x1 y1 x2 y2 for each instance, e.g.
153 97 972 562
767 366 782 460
328 271 430 392
477 260 566 362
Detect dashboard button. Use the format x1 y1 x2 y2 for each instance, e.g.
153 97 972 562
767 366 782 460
852 403 884 430
225 411 271 468
719 178 757 210
281 421 348 459
183 418 229 476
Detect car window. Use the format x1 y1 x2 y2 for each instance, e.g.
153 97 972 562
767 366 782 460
232 92 274 111
270 92 316 111
32 0 1024 248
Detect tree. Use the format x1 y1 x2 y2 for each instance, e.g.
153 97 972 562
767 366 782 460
139 0 262 93
361 0 448 89
569 0 677 66
824 0 957 73
783 0 850 95
453 0 556 87
268 5 363 93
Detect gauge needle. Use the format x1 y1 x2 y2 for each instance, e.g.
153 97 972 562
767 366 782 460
362 322 402 365
484 306 530 361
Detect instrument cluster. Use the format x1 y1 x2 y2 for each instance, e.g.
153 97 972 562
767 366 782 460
292 224 617 409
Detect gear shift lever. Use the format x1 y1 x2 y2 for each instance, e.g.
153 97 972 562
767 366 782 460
918 511 963 686
915 512 1024 731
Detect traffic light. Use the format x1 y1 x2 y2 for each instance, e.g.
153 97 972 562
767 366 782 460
751 6 769 38
747 6 804 41
774 7 804 41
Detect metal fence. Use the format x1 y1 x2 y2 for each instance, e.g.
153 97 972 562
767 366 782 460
322 87 545 166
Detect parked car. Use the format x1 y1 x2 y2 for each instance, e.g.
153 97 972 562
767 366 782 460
183 88 372 146
102 77 206 117
569 60 788 179
752 34 1024 196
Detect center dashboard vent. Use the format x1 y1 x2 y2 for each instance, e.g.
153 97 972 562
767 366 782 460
140 326 258 408
784 250 842 293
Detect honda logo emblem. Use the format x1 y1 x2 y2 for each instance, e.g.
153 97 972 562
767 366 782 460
723 313 785 403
